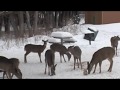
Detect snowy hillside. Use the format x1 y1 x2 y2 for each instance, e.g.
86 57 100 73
1 23 120 79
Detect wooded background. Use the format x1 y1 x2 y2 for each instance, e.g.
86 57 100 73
0 11 84 38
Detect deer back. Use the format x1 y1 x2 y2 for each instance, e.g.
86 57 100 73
0 56 11 71
91 47 115 63
68 46 82 58
88 47 115 74
45 49 55 66
111 36 120 47
24 40 48 52
50 43 68 53
9 58 20 69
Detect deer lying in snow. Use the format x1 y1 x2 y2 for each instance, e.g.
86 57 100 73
24 40 48 63
110 36 120 56
68 46 82 70
44 49 57 76
0 56 22 79
87 47 115 74
50 43 71 63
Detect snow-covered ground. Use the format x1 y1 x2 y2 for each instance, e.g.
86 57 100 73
1 23 120 79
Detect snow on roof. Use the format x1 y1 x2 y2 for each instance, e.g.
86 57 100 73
51 31 73 38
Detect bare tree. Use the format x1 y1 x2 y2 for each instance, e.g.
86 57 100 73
4 15 10 33
33 11 38 35
18 11 24 37
25 11 33 37
9 12 19 36
0 16 3 31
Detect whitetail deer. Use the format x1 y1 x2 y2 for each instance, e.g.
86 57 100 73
24 40 48 63
87 47 115 74
110 36 120 56
0 56 22 79
2 58 20 79
68 46 82 70
44 49 57 76
50 43 71 63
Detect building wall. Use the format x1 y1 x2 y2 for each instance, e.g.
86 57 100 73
102 11 120 24
85 11 102 24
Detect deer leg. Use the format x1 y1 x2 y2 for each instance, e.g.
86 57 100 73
48 66 51 75
11 73 14 78
116 46 117 56
110 60 113 72
60 53 62 63
77 59 79 68
24 51 30 63
99 62 102 73
6 71 12 79
76 59 78 64
3 71 10 79
93 63 97 73
79 57 82 69
74 57 76 70
62 54 66 62
3 71 6 79
77 59 79 64
5 72 9 79
38 53 42 63
44 61 47 74
108 59 113 72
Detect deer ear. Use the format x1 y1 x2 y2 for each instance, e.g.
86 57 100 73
55 64 57 67
87 61 89 65
87 62 89 69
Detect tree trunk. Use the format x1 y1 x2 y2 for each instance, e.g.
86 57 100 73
33 11 38 35
0 16 3 31
50 11 53 28
52 11 55 28
4 15 10 33
54 11 58 28
26 11 33 37
9 13 19 37
18 11 24 37
58 11 62 28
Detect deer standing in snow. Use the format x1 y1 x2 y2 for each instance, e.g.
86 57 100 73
44 49 57 76
68 46 82 70
50 43 71 63
87 47 115 74
110 36 120 56
24 40 48 63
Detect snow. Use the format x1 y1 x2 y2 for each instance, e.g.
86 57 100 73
48 37 61 43
1 23 120 79
50 31 76 43
88 26 98 31
51 31 73 38
63 37 77 42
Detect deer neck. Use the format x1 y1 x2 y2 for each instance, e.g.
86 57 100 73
42 44 47 50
